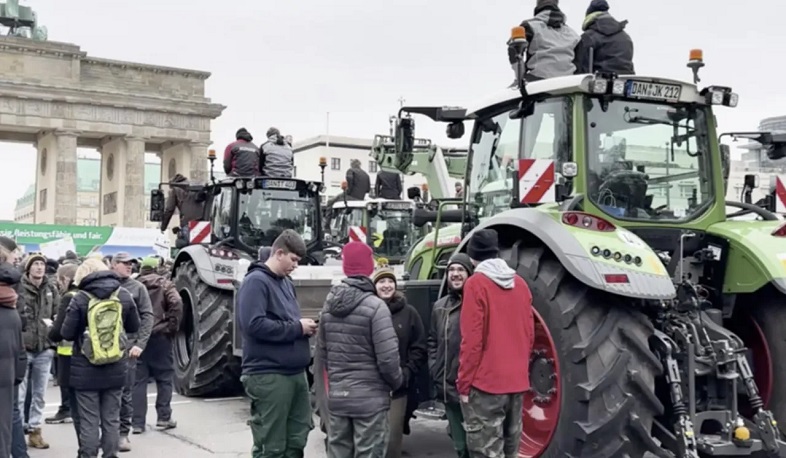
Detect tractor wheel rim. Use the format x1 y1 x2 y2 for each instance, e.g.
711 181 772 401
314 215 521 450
520 309 560 457
741 313 773 409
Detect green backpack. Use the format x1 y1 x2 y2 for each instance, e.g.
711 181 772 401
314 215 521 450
80 290 126 365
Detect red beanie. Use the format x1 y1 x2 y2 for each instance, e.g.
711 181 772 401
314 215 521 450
342 242 375 277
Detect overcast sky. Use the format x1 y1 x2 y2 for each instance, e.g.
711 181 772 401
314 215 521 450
2 0 785 220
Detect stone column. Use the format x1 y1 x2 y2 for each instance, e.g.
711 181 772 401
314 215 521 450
189 142 211 183
161 141 213 184
34 129 79 225
98 135 147 227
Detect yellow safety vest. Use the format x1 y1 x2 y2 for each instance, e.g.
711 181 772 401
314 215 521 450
56 291 78 357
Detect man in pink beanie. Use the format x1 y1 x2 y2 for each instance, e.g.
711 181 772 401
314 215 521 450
317 241 402 456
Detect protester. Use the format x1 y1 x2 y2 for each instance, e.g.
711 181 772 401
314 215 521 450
260 127 295 178
18 252 59 449
457 229 535 458
236 230 313 457
224 127 261 176
60 257 141 458
111 252 153 452
0 249 23 458
47 263 81 448
46 264 79 425
159 173 206 247
370 266 426 458
574 0 634 74
374 169 403 200
346 159 371 200
132 256 182 433
427 253 474 458
317 241 402 457
510 0 580 82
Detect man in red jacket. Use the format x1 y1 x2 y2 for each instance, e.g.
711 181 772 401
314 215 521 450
457 228 535 458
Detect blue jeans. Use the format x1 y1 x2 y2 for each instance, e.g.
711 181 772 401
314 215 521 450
12 384 28 458
18 349 54 429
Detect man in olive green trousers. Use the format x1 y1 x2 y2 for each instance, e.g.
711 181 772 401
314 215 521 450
236 231 317 457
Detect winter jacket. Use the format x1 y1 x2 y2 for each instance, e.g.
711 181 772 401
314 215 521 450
119 276 154 351
160 173 206 232
224 139 261 177
260 135 294 178
19 274 59 353
317 276 403 417
237 262 310 376
60 271 141 391
346 167 371 200
428 291 463 404
385 293 427 399
0 264 23 388
375 170 402 200
457 258 534 396
49 287 78 386
137 269 182 336
574 12 634 75
513 7 580 80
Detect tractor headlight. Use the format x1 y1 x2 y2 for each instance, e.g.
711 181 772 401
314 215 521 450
611 80 625 95
591 78 608 94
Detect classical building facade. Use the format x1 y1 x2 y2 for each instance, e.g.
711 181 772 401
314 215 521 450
0 35 224 227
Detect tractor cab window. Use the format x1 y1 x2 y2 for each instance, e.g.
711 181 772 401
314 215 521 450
585 98 713 221
368 206 415 258
212 187 233 240
468 97 572 218
237 189 317 251
329 206 364 243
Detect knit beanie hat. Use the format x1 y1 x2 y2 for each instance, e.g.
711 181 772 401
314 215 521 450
236 127 253 141
342 241 375 277
535 0 559 14
586 0 609 15
25 253 47 273
372 266 397 286
447 253 474 275
467 229 499 263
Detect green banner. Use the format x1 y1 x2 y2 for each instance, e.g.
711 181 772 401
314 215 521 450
0 223 113 255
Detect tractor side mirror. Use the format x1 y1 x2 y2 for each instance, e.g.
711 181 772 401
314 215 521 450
744 174 759 189
396 117 415 155
765 142 786 161
149 190 165 222
407 186 422 200
446 121 465 139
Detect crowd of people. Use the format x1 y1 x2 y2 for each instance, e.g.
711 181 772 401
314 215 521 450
237 228 535 458
0 238 182 458
511 0 634 82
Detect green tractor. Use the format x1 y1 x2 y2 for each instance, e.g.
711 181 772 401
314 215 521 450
384 41 786 456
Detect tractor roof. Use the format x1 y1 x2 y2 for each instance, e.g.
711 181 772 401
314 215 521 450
331 198 413 209
465 74 704 116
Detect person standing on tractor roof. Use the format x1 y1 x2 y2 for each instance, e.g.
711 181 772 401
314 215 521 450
160 173 206 247
260 127 295 178
317 241 403 457
510 0 580 82
110 252 154 453
346 159 370 200
375 169 403 199
224 127 261 177
574 0 634 75
428 253 474 458
236 230 314 458
60 258 141 458
457 229 535 458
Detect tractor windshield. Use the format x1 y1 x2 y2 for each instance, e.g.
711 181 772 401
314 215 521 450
585 98 713 221
236 189 318 251
368 206 416 259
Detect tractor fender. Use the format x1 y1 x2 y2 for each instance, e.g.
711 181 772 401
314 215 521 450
456 208 676 300
707 220 786 295
172 245 235 291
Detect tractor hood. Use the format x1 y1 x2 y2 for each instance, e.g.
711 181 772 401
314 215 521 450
706 220 786 294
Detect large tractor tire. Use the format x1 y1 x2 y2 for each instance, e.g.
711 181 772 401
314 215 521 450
173 260 242 397
512 245 665 457
733 295 784 432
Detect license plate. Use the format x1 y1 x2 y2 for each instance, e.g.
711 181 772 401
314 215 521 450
262 179 297 190
625 81 682 102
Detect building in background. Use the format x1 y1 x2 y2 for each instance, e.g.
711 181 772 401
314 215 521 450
14 154 161 228
293 135 429 205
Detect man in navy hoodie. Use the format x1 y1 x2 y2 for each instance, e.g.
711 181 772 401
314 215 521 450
237 229 316 458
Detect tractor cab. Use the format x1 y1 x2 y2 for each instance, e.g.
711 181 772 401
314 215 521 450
149 150 329 265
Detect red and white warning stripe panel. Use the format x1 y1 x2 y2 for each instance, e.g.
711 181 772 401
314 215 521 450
776 176 786 213
188 221 212 244
348 226 367 243
518 159 556 204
